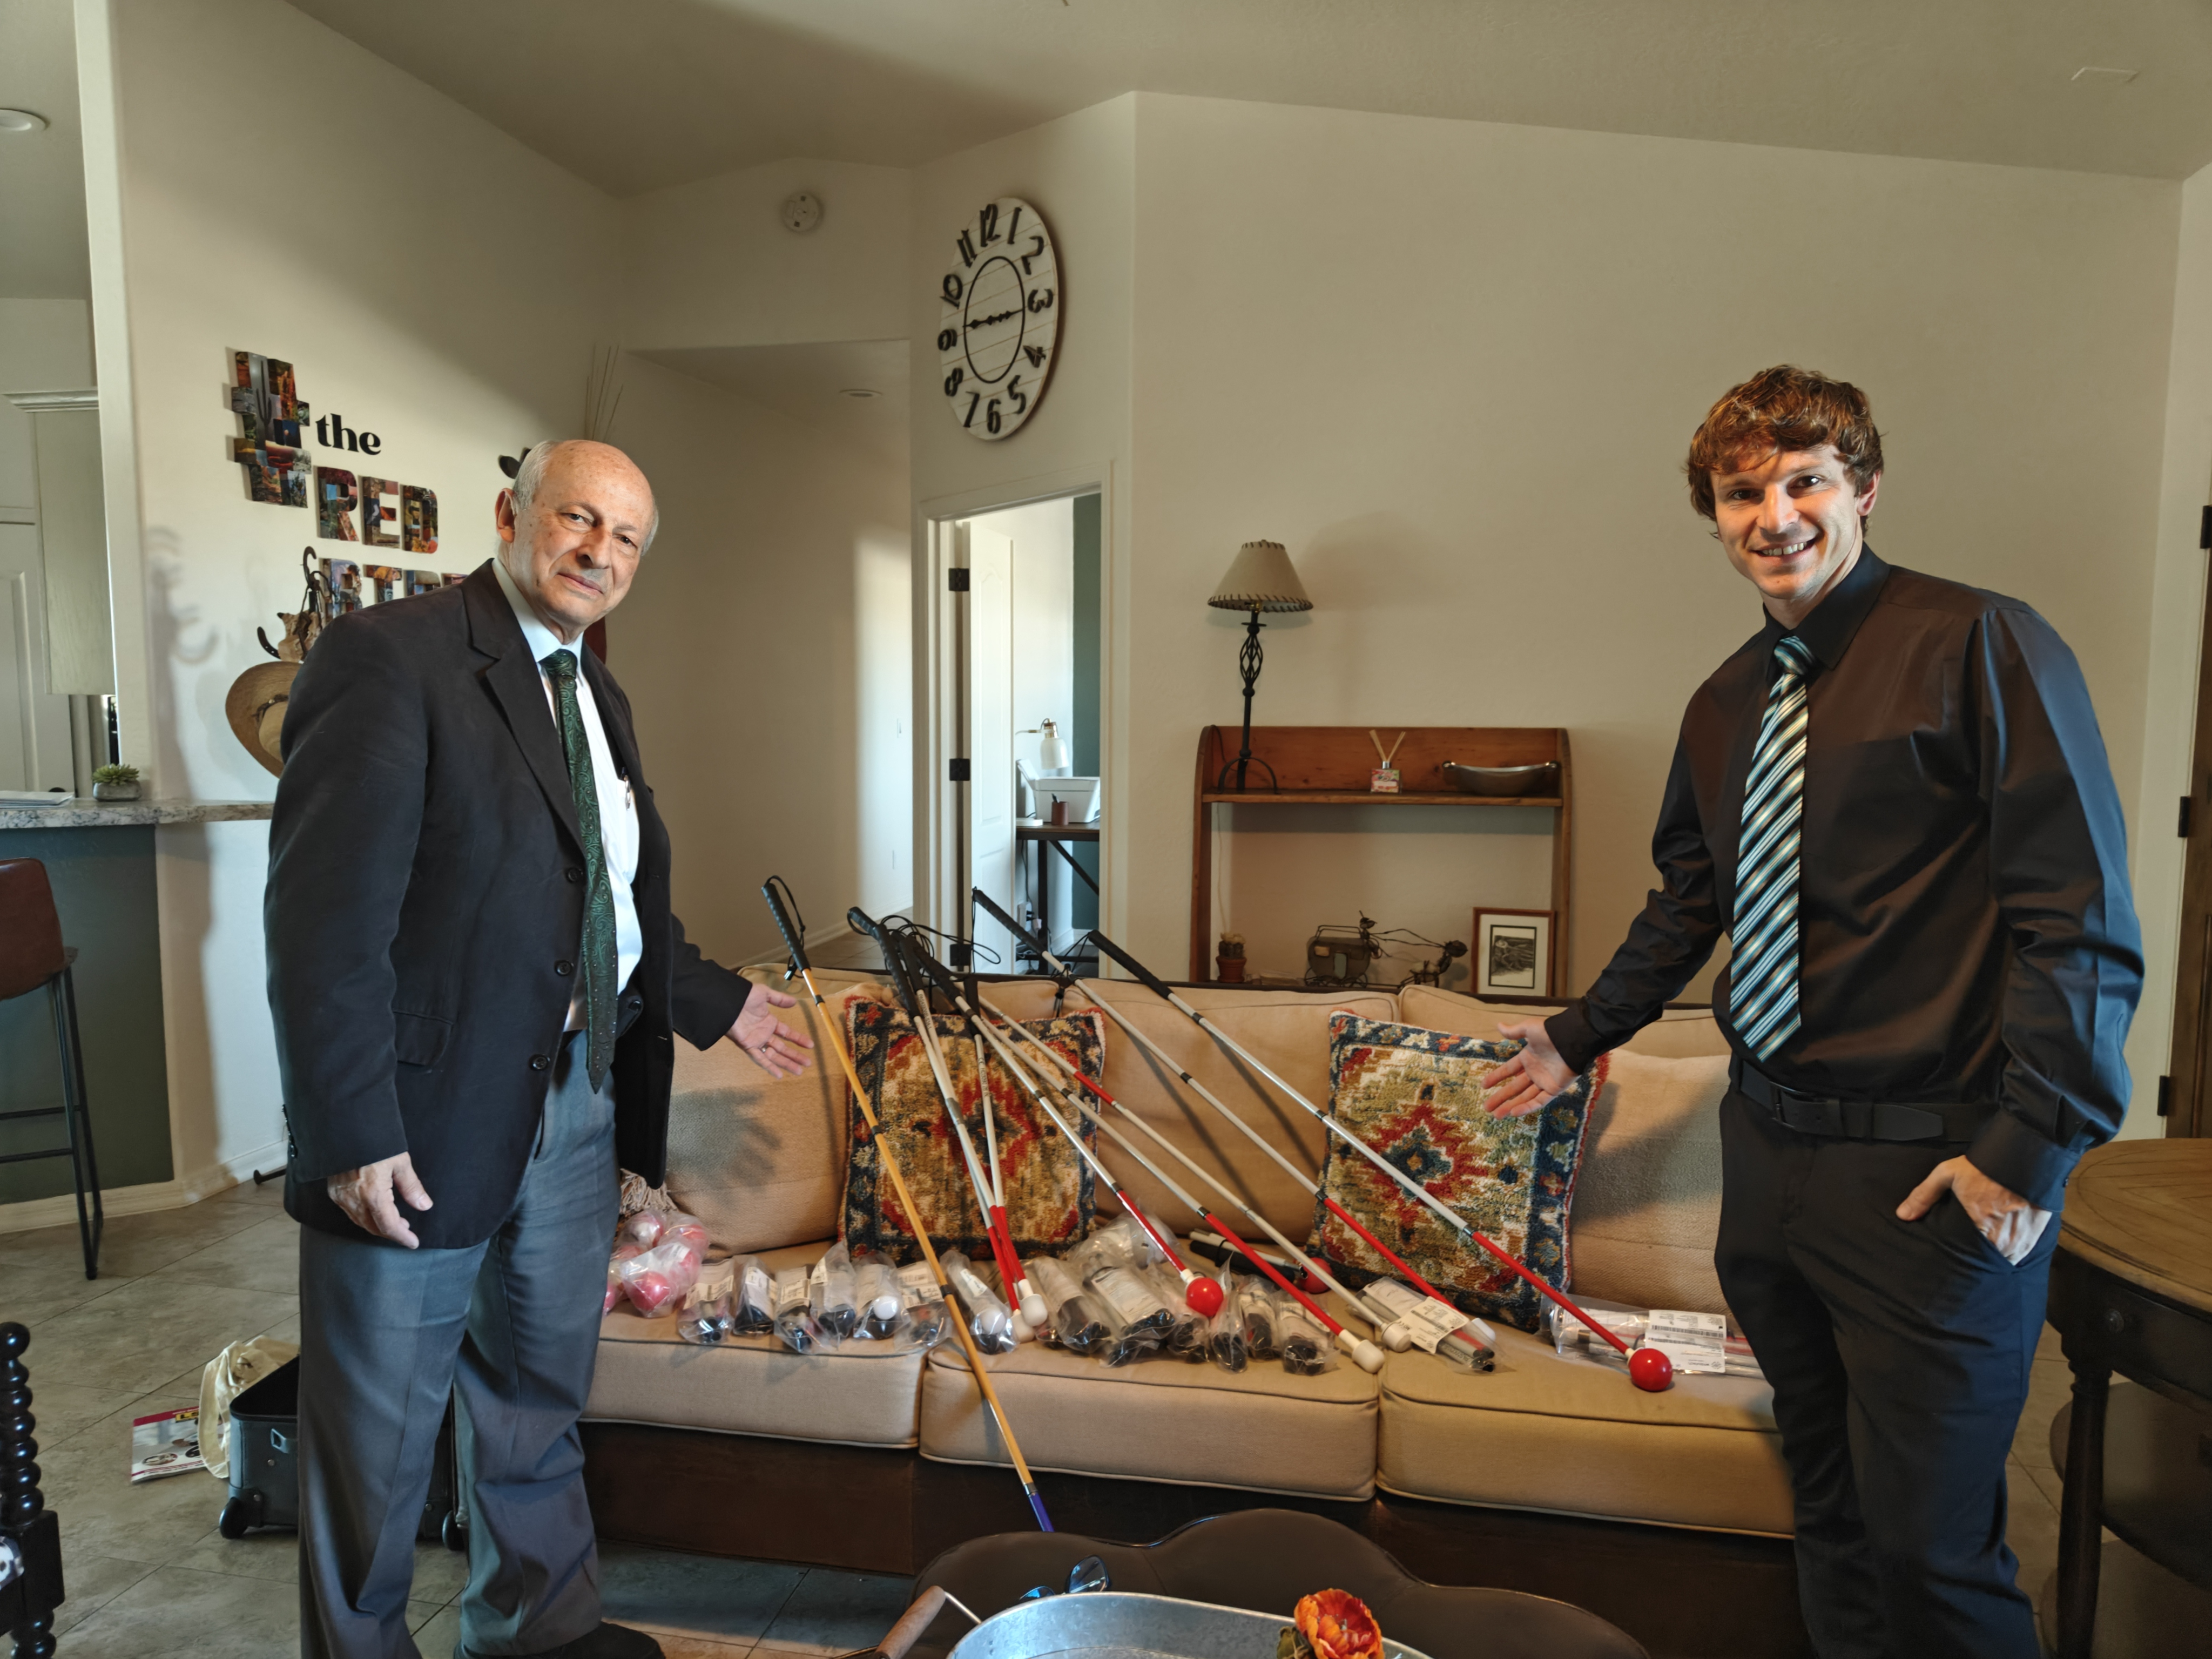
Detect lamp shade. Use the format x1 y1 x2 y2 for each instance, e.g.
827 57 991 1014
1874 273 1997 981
1207 541 1313 613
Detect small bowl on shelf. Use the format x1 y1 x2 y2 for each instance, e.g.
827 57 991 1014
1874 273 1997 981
1441 760 1559 798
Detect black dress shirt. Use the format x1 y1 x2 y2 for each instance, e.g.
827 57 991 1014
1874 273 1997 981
1546 548 2142 1209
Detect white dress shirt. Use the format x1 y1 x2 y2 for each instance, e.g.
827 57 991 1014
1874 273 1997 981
493 557 644 1029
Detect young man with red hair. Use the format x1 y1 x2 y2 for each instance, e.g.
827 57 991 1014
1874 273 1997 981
1483 366 2142 1657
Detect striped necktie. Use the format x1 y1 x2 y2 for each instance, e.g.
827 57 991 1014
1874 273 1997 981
1729 633 1816 1062
542 649 619 1091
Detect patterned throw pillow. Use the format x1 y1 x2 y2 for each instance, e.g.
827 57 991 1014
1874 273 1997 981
841 999 1104 1265
1312 1013 1603 1333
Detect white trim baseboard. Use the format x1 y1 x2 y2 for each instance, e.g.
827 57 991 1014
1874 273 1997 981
0 1135 288 1235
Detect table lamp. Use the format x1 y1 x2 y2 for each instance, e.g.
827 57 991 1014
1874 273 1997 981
1207 540 1313 791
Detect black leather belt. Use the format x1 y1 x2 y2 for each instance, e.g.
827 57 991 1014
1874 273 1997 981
1730 1057 1991 1143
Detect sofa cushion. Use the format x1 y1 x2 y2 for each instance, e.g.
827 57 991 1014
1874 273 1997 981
841 1002 1104 1264
585 1242 928 1446
1377 1322 1791 1534
1010 979 1400 1245
1569 1050 1731 1314
917 1292 1381 1500
1397 985 1730 1058
662 968 886 1253
1313 1013 1599 1333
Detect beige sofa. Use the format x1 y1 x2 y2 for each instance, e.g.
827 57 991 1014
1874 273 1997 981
583 970 1795 1545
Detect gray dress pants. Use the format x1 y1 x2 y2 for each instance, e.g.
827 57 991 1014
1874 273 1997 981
299 1031 619 1659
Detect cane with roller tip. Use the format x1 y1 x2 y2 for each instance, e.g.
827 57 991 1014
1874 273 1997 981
887 925 1224 1318
758 880 1054 1530
972 889 1486 1364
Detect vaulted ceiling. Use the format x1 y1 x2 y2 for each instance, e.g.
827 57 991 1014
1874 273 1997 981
287 0 2212 199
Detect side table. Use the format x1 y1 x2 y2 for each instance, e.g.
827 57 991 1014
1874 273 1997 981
2044 1140 2212 1659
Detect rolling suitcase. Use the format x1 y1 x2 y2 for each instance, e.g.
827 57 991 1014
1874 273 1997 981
217 1358 468 1548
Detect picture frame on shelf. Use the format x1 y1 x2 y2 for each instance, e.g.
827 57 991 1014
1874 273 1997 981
1473 907 1554 997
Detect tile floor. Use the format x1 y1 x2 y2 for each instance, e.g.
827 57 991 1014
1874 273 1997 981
0 1184 912 1659
0 1181 2190 1657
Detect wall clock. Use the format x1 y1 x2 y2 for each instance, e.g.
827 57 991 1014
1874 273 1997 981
937 197 1058 441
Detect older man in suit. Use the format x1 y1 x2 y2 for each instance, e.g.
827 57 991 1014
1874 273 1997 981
267 440 813 1659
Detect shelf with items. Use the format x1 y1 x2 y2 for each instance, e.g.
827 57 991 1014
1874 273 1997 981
1189 725 1573 987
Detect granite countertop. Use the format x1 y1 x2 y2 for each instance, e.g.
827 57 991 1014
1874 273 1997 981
0 798 275 830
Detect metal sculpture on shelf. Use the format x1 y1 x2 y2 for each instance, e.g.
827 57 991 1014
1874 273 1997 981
1304 915 1467 990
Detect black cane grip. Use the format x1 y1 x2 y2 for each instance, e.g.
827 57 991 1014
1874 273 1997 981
762 879 811 975
848 906 884 940
971 886 1054 965
1085 929 1175 1001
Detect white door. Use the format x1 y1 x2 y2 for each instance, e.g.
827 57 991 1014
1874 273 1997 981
967 525 1017 968
0 523 76 793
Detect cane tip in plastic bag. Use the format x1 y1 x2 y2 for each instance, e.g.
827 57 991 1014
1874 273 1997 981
1380 1321 1413 1353
1184 1277 1224 1318
1018 1290 1049 1328
1630 1345 1674 1391
1344 1334 1385 1373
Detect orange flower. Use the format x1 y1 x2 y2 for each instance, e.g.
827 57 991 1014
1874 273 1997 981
1293 1590 1382 1659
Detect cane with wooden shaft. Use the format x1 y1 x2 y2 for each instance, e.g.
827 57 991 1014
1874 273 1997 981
973 889 1461 1352
889 927 1223 1318
1083 923 1672 1392
759 880 1054 1530
851 913 1049 1330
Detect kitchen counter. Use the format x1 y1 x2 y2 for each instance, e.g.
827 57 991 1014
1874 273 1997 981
0 798 274 830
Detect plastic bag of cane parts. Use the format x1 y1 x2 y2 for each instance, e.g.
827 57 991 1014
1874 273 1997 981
1278 1301 1338 1375
604 1241 643 1314
1066 1214 1163 1281
894 1260 952 1350
1027 1257 1098 1352
730 1255 774 1335
1149 1264 1208 1363
1232 1277 1282 1360
852 1252 907 1340
1206 1266 1248 1372
1087 1263 1173 1367
619 1234 704 1317
772 1262 832 1353
940 1250 1019 1353
676 1257 739 1345
810 1241 860 1340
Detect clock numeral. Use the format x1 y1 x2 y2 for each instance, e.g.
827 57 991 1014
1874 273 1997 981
986 397 1003 435
957 231 976 267
1007 205 1023 242
1023 345 1047 368
963 391 981 428
943 366 965 397
1027 287 1056 314
936 327 957 352
979 203 1000 245
1020 234 1045 275
942 272 963 305
1008 375 1028 416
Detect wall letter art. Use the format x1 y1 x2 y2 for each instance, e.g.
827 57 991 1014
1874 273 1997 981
230 350 311 507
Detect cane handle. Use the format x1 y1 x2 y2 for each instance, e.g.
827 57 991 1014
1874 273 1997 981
879 1585 950 1659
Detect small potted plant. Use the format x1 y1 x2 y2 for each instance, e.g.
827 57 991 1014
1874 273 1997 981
92 763 141 802
1216 932 1246 984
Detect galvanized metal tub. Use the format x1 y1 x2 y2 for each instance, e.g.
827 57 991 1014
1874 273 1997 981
948 1591 1435 1659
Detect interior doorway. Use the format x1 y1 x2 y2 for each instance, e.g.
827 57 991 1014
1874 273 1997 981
946 491 1102 974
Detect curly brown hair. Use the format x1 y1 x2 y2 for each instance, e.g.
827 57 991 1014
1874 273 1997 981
1685 366 1884 521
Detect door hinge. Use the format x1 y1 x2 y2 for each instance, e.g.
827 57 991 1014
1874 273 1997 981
2184 796 2195 839
947 567 970 592
2157 1074 2173 1117
948 758 970 782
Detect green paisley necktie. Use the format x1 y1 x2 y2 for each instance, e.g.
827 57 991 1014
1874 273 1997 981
542 649 618 1090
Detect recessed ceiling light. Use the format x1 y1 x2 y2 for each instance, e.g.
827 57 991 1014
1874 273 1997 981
838 387 881 400
2071 66 2139 85
0 109 49 133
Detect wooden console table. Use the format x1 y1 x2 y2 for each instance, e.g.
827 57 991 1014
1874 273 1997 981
1188 726 1572 983
2046 1139 2212 1658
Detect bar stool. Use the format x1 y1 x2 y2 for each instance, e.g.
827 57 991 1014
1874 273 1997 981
0 858 104 1279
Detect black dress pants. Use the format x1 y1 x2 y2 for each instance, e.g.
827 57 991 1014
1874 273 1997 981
1714 1091 2055 1659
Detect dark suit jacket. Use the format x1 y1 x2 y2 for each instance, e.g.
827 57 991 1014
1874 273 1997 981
265 561 751 1247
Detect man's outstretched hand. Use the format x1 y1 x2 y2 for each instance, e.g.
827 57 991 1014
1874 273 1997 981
328 1151 434 1248
730 984 815 1078
1482 1019 1577 1117
1896 1156 2051 1265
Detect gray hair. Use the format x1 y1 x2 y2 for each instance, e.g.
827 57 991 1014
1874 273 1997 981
509 439 659 552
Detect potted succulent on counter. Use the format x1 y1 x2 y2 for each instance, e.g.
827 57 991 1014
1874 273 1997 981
91 763 141 802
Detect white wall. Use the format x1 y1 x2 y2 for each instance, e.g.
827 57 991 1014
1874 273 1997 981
1116 95 2179 1002
622 158 912 352
603 352 910 965
2128 155 2212 1138
0 299 95 518
86 0 621 1193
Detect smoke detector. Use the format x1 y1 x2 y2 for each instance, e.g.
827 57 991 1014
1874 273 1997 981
781 191 824 233
0 110 49 133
